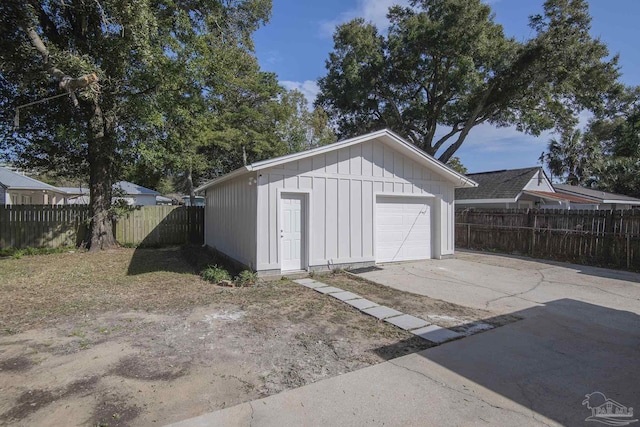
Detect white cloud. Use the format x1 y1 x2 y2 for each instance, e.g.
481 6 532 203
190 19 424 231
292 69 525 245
319 0 411 38
280 80 321 110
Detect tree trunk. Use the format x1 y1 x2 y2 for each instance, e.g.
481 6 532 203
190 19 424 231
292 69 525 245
87 101 117 251
186 165 199 244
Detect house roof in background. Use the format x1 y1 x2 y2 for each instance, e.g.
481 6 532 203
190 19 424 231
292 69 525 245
524 190 596 204
455 167 540 201
196 129 478 192
554 184 640 204
114 181 159 195
0 166 64 192
58 187 90 195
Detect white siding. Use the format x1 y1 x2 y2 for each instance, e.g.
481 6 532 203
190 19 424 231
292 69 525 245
204 174 257 269
132 194 158 206
256 140 455 272
523 170 554 192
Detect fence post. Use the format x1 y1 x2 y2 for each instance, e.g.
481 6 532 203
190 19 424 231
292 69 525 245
627 233 631 269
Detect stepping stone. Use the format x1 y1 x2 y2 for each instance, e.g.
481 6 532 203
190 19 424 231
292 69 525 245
385 314 429 331
298 281 327 289
362 306 404 320
329 291 361 301
314 286 344 294
293 278 316 285
345 298 379 310
411 325 462 343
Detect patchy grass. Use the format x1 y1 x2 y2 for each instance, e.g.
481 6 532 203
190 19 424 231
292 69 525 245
0 247 222 333
0 247 434 426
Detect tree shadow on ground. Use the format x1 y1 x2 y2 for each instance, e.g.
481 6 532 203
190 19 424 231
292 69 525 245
372 298 640 426
126 245 241 277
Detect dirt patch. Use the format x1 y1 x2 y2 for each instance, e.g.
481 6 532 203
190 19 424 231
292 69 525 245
91 400 141 427
0 356 33 372
1 376 99 423
112 355 189 381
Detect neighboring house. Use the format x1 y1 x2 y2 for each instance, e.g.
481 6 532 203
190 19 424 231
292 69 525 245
114 181 159 206
62 181 160 206
455 167 593 209
181 195 205 207
554 184 640 210
156 195 173 205
0 166 67 206
196 129 477 275
58 187 90 205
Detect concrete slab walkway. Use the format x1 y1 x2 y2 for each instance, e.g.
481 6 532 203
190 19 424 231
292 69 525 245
292 278 463 340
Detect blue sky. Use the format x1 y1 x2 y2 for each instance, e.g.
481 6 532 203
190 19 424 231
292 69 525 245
253 0 640 174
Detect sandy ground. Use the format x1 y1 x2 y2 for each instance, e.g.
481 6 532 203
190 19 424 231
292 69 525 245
0 248 515 426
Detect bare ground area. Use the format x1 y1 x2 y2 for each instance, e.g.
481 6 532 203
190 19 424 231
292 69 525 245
0 248 515 426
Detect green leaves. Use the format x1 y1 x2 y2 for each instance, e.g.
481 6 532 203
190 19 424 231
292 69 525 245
542 86 640 197
317 0 620 163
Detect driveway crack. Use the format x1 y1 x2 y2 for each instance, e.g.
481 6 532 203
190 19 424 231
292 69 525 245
248 401 255 427
484 270 546 309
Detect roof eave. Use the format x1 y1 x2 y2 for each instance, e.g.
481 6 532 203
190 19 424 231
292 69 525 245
195 166 252 192
602 199 640 205
195 129 478 191
455 197 519 204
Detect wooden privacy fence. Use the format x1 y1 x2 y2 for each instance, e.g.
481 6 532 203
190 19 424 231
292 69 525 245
455 209 640 271
114 205 204 246
0 205 204 249
0 205 89 249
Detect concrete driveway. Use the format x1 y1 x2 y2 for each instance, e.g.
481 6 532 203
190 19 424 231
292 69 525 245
170 252 640 427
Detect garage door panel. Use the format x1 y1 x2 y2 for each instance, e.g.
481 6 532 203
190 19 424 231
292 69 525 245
376 196 431 263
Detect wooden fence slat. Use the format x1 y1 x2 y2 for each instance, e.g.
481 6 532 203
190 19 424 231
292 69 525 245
0 205 204 249
456 208 640 272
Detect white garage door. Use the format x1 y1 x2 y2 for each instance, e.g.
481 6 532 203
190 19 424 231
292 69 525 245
376 196 431 263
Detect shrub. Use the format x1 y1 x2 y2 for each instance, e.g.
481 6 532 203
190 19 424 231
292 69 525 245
235 270 258 287
200 265 231 283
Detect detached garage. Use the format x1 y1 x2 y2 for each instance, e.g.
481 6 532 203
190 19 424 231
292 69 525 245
196 129 477 275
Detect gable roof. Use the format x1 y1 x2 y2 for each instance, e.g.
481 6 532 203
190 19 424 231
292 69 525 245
196 129 477 192
114 181 159 196
0 166 64 192
455 167 541 201
554 184 640 204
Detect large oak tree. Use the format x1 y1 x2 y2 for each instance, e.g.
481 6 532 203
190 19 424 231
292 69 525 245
0 0 271 249
316 0 621 163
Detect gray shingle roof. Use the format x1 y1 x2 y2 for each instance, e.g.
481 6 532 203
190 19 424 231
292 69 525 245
114 181 159 195
455 167 540 200
58 187 90 195
0 166 63 192
554 184 640 203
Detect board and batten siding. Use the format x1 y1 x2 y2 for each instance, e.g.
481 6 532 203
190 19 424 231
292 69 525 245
204 174 257 269
255 139 455 272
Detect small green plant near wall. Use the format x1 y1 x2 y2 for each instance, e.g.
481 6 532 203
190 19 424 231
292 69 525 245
234 270 258 287
200 265 231 283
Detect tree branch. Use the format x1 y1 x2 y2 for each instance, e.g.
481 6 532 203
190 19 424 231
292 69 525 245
22 25 99 106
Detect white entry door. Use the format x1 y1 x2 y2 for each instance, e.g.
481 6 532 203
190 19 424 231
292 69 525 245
281 194 305 271
376 196 431 263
